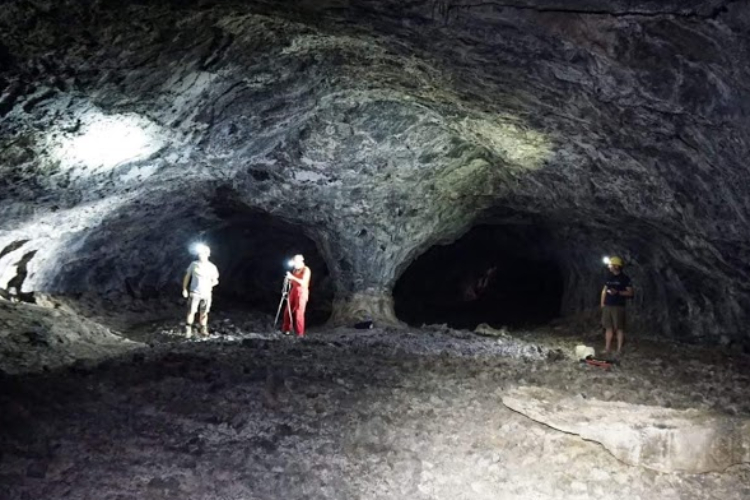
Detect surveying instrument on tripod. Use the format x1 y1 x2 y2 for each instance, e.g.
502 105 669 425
274 263 295 335
275 254 311 337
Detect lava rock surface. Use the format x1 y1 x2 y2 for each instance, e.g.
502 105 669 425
1 0 750 340
0 299 140 375
1 313 749 500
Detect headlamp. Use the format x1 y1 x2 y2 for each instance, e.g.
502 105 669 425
192 242 210 255
602 256 611 265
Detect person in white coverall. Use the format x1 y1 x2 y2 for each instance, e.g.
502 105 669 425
182 244 219 338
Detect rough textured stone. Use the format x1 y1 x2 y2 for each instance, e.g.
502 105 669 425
0 0 749 339
0 299 140 374
2 316 750 500
503 386 750 473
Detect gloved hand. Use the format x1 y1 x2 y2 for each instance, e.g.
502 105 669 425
182 289 188 299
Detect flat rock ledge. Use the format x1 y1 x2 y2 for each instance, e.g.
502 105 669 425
502 386 750 474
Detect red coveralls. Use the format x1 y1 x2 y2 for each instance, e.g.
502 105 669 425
283 267 309 337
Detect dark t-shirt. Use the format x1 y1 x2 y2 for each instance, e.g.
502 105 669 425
603 272 632 307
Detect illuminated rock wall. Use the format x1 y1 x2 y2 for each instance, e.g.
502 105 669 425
0 0 749 340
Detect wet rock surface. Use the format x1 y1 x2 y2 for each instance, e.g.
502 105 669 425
2 310 750 500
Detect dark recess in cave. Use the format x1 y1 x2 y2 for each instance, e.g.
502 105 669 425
394 224 564 330
47 189 334 326
207 195 334 326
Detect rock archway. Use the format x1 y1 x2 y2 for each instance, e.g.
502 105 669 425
0 0 748 342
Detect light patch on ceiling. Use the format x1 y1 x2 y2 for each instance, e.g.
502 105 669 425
281 34 387 58
454 117 552 169
316 91 553 171
50 112 164 177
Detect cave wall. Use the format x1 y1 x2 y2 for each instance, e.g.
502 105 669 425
1 0 749 340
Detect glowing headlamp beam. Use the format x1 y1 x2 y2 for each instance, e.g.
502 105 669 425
602 256 611 265
191 242 210 255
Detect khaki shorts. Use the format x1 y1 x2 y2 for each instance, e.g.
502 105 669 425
188 293 212 317
602 306 626 331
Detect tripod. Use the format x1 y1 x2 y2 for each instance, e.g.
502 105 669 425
273 276 295 335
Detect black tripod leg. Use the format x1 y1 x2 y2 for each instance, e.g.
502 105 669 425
274 279 289 328
274 294 285 328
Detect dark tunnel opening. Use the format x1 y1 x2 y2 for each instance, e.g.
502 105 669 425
394 224 565 330
204 198 334 326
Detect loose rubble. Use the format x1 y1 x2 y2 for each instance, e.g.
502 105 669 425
0 299 140 375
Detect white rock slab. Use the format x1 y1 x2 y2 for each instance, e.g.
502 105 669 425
502 386 750 473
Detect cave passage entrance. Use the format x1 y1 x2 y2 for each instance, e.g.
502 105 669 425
35 187 334 327
394 224 564 329
206 201 333 326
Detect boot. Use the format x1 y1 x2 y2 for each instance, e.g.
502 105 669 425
200 325 209 337
184 324 193 338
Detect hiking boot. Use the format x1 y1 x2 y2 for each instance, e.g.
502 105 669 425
184 324 193 338
200 325 209 337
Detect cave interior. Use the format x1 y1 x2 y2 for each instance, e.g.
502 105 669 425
2 1 750 499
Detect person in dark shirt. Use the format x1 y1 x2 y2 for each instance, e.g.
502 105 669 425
600 256 634 354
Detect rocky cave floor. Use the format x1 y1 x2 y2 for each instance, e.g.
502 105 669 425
2 304 750 500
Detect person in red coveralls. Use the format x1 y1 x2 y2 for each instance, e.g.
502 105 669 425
282 254 311 337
